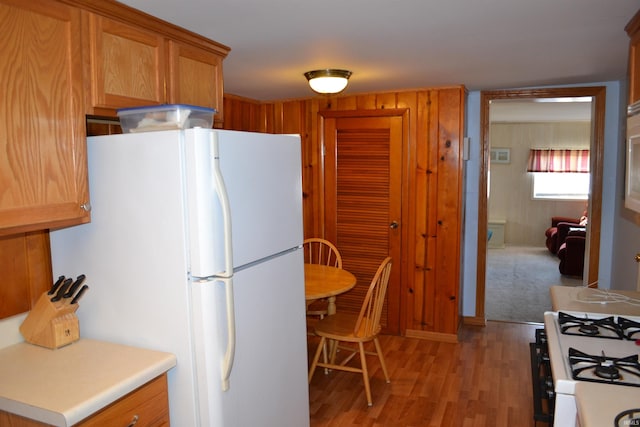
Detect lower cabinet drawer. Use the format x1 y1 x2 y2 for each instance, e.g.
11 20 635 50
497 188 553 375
76 374 169 426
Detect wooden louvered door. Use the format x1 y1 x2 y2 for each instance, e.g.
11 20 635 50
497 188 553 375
322 112 404 334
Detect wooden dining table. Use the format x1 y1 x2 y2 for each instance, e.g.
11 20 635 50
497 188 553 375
304 264 357 315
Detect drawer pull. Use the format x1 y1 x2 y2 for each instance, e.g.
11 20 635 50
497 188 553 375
127 414 139 427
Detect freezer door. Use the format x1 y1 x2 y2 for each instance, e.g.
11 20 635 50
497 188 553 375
185 129 304 276
218 130 303 267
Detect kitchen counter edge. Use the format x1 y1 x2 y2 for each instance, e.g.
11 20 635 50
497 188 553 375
0 339 176 426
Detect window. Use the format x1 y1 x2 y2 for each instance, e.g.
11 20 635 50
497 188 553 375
532 172 590 200
527 148 590 200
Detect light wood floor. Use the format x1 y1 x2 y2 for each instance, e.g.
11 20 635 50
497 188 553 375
308 320 546 427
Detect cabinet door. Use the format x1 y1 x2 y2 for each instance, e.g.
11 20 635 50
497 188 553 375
0 0 89 234
629 32 640 106
76 375 169 427
168 40 224 126
628 11 640 106
88 13 166 110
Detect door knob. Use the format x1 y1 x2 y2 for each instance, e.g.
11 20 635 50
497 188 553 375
390 221 399 229
635 253 640 263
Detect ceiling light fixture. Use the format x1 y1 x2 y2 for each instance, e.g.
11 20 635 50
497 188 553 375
304 69 352 94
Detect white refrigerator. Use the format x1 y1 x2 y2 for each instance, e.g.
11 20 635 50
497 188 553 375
50 128 310 426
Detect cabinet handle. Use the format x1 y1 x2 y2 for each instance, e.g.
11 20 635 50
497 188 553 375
127 414 139 427
80 202 92 212
390 221 399 229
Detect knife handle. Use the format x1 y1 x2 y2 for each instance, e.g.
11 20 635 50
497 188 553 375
51 278 73 302
63 274 86 299
70 285 88 305
48 276 66 295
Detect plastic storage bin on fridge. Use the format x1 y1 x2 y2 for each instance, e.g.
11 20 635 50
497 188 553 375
117 104 216 133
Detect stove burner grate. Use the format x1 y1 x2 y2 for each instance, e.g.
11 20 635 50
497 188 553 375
619 316 640 341
558 312 624 339
569 348 640 387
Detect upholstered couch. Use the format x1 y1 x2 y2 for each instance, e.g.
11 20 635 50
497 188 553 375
545 216 582 254
557 227 586 277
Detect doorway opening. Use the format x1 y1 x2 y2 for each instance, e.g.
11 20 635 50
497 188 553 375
476 87 606 322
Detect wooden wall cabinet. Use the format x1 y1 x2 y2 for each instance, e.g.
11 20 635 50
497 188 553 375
0 0 89 236
168 40 225 126
0 0 229 236
83 4 229 126
0 0 229 320
86 13 166 112
626 9 640 106
625 10 640 225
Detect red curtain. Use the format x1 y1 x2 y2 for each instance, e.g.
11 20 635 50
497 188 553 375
526 149 590 173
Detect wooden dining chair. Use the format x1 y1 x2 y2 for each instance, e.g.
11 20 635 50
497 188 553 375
303 238 342 319
308 256 392 406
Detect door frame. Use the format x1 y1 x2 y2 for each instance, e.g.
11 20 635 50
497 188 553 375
476 87 606 321
318 108 409 334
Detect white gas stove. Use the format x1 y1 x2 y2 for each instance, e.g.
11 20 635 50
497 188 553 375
543 311 640 426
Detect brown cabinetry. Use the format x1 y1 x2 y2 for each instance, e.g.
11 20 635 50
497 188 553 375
0 374 169 427
627 10 640 106
83 3 228 126
168 40 225 124
76 374 169 427
0 0 89 236
0 0 229 237
0 0 229 321
625 10 640 225
86 13 166 111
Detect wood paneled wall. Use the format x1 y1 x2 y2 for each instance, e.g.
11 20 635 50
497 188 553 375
0 232 51 319
224 87 465 338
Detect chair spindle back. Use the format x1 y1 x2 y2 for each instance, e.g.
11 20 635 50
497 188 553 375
303 238 342 268
354 257 392 337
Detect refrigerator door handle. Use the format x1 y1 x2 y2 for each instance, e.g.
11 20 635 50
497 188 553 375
212 134 234 278
220 276 236 391
210 133 236 390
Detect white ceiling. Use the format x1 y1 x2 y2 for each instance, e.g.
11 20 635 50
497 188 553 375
118 0 640 101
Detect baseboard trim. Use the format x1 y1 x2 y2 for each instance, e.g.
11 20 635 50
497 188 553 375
462 316 487 326
404 329 459 343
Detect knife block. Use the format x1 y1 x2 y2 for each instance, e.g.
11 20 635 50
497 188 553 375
19 292 80 349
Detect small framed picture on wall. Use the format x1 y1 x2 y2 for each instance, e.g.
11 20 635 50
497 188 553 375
490 148 510 164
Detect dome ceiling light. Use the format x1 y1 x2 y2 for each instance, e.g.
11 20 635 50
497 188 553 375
304 69 352 94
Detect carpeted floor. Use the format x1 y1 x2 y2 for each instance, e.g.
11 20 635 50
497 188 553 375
485 245 583 323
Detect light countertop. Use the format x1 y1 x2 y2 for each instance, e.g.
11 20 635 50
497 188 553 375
550 285 640 316
0 339 176 426
576 382 640 427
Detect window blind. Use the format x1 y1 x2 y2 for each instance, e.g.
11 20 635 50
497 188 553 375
526 149 590 173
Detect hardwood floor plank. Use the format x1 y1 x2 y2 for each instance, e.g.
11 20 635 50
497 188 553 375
308 320 543 427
